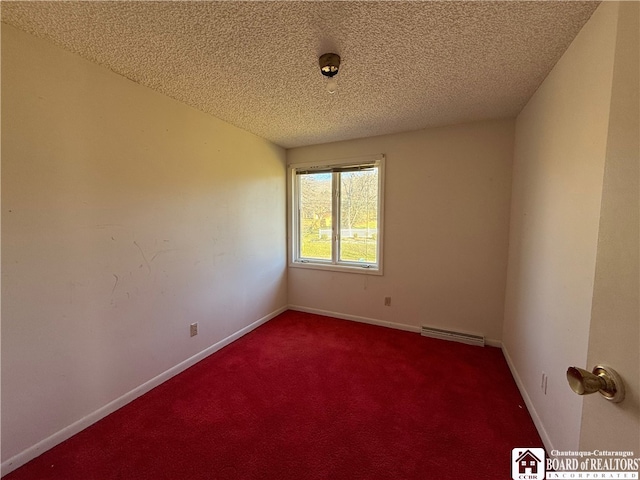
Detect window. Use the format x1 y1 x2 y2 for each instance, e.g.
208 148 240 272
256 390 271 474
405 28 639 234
289 154 384 274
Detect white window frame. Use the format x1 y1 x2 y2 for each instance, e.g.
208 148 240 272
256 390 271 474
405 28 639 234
288 154 385 275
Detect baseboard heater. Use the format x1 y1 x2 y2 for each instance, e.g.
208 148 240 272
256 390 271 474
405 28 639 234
420 326 485 347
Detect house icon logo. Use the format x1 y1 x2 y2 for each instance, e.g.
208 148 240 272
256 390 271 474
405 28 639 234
512 447 545 480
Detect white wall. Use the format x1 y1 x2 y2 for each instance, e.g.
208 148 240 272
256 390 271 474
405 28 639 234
287 119 514 343
580 1 639 453
1 24 287 469
503 2 620 452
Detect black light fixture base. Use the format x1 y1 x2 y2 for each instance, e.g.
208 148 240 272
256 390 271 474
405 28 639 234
319 53 341 77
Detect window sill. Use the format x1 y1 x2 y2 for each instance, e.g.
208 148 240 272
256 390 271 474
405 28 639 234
289 260 383 276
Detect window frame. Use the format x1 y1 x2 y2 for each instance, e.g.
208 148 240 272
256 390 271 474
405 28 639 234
288 154 385 275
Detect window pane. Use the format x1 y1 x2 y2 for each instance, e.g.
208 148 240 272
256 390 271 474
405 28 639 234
339 168 378 264
298 173 332 260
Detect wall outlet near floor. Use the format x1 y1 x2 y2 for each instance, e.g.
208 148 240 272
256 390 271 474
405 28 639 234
541 372 548 395
190 322 198 337
384 297 391 306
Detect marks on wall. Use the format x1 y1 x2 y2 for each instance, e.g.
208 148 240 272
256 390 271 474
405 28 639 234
80 227 189 309
133 240 151 275
111 274 119 296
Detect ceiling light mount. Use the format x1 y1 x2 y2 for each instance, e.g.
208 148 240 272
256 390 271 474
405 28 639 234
319 53 341 78
319 53 341 94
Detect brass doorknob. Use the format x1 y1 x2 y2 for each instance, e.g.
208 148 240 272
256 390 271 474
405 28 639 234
566 365 625 403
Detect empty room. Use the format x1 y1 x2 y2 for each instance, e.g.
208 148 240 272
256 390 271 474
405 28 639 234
1 1 638 479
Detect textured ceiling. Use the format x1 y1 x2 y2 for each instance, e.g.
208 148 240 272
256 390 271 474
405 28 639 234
2 1 599 148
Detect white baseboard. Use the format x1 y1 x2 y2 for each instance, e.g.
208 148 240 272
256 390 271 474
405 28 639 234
287 304 502 347
288 304 421 333
502 343 554 453
1 306 287 477
2 305 506 476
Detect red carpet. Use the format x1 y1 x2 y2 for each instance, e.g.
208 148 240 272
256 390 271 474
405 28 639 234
5 311 542 479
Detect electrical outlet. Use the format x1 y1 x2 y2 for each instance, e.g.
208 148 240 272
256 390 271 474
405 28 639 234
384 297 391 306
190 322 198 337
